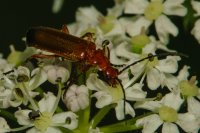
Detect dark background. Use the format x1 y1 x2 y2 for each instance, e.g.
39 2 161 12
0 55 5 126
0 0 114 54
0 0 200 80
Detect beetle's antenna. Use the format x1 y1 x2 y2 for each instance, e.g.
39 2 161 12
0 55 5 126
118 52 188 74
116 78 127 121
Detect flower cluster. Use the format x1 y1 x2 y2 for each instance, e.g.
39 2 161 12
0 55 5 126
1 0 200 133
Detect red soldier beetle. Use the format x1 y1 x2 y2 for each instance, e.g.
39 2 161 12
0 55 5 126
26 25 186 119
26 25 120 86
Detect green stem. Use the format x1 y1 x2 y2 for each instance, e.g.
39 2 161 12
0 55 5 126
99 112 153 132
8 125 33 132
21 83 38 111
90 104 116 129
51 82 63 114
100 124 139 133
74 91 91 133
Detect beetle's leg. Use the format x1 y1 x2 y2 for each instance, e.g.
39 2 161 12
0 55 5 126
102 40 125 67
102 40 110 59
61 24 69 34
110 63 125 67
81 32 95 42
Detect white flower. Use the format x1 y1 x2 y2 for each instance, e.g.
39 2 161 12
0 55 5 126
134 92 199 133
176 65 200 99
73 6 125 38
63 84 89 112
191 0 200 17
0 117 10 133
0 55 13 73
14 92 78 133
122 0 187 44
120 43 180 90
176 97 200 133
44 65 70 84
87 73 146 120
191 0 200 44
0 66 47 108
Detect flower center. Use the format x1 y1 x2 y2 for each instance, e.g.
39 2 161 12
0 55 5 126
131 34 151 54
109 84 124 103
178 78 198 97
99 15 115 34
144 0 163 21
147 54 158 69
34 111 53 132
159 105 178 122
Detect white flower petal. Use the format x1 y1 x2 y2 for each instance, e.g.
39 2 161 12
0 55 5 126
147 68 161 90
177 65 190 81
92 91 112 108
110 48 127 65
0 88 13 108
9 99 22 108
76 6 102 25
126 102 135 118
104 20 125 37
191 19 200 44
125 83 147 101
161 92 184 110
160 73 178 90
155 15 178 44
56 67 70 83
14 109 32 125
45 127 62 133
26 127 38 133
89 127 103 133
115 101 135 120
187 97 200 116
64 85 89 112
142 43 156 54
17 66 30 79
87 74 108 92
115 100 125 120
52 112 78 130
27 127 62 133
156 56 180 73
191 0 200 16
115 42 137 60
124 0 148 14
78 93 89 110
163 0 187 16
38 92 56 112
44 65 69 84
66 96 80 112
107 1 125 17
176 113 200 133
162 122 179 133
29 68 47 89
119 16 152 37
136 114 163 133
0 117 10 133
134 101 161 112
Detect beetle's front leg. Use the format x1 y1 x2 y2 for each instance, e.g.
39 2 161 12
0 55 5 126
61 24 69 34
81 32 95 42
